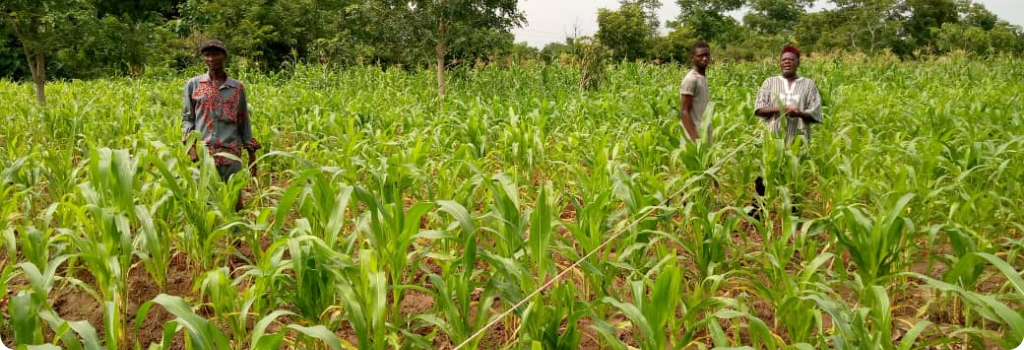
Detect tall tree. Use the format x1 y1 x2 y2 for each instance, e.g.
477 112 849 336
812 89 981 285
93 0 185 19
180 0 356 69
795 10 852 52
744 0 814 35
620 0 663 37
895 0 958 55
931 1 1024 55
831 0 901 52
956 0 998 30
596 4 652 60
675 0 744 42
0 0 89 104
648 25 695 62
372 0 523 96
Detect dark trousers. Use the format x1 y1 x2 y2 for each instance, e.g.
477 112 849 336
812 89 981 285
752 176 798 217
216 161 243 182
216 161 244 211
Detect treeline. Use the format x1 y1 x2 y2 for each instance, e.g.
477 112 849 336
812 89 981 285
1 0 1022 83
587 0 1024 62
1 0 526 102
0 0 525 81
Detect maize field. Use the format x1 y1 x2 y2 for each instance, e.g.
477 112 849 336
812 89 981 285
0 55 1022 350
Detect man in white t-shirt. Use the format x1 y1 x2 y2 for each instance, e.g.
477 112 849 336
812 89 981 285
680 40 712 145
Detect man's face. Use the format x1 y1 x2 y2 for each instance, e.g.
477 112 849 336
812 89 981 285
203 50 226 72
691 47 711 69
781 52 799 76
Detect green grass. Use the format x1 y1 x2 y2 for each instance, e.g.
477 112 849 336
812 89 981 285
1 55 1023 350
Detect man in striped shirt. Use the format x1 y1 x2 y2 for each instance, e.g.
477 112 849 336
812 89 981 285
754 45 822 144
750 45 822 217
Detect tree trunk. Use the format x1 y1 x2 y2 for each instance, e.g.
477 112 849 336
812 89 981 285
13 17 46 105
33 47 46 105
436 41 446 97
868 22 877 53
436 21 447 97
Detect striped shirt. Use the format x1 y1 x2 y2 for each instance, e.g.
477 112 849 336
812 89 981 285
754 76 822 145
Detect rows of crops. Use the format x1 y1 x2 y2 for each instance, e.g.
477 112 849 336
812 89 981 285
1 56 1023 350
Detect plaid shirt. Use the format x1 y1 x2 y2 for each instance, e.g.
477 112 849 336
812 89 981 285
181 73 261 165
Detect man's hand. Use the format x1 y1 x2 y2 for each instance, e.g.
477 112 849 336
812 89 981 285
188 146 199 163
685 127 699 141
247 150 258 179
785 105 802 118
235 192 245 212
755 106 781 118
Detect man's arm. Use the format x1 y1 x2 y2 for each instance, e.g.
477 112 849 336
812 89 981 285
246 149 257 178
784 106 814 122
787 81 822 124
237 85 261 178
754 79 779 118
755 106 780 118
679 75 700 141
680 94 699 141
182 80 199 162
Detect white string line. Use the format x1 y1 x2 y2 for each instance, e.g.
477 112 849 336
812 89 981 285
450 135 758 350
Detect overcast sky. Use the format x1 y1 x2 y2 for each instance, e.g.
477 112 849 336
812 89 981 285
512 0 1024 48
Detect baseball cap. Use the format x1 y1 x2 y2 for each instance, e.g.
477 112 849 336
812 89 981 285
199 40 228 55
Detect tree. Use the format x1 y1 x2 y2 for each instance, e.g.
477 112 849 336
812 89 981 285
369 0 523 96
353 1 426 66
648 25 694 62
675 0 744 42
508 41 539 63
620 0 663 37
539 42 574 63
956 0 998 30
93 0 185 19
930 1 1024 56
180 0 357 69
795 10 853 52
0 33 30 79
85 0 187 76
830 0 901 53
895 0 958 55
744 0 814 36
596 4 651 60
0 0 89 104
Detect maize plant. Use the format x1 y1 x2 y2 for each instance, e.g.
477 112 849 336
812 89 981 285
0 57 1022 350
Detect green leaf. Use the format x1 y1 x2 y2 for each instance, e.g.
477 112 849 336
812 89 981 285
437 200 474 238
24 345 62 350
145 294 231 350
974 252 1024 297
252 310 294 347
286 324 345 350
896 320 932 350
602 297 655 345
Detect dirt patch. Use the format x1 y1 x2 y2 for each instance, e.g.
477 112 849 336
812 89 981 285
42 257 196 350
127 258 195 349
334 321 361 349
400 290 435 315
